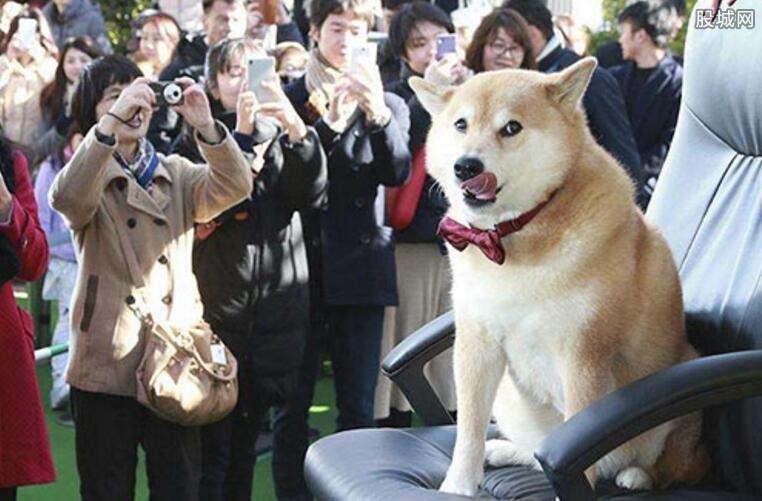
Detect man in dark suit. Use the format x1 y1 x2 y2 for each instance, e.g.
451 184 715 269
610 1 683 206
504 0 645 205
271 0 411 498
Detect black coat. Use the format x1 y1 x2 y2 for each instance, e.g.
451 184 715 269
179 112 327 405
609 54 683 200
385 63 419 104
286 77 411 307
539 45 644 200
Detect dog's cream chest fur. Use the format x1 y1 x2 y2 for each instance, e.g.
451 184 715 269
450 248 597 412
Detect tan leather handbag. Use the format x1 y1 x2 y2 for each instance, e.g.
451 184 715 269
134 316 238 427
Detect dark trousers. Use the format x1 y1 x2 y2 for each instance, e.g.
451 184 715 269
0 488 16 501
70 387 201 501
200 361 271 501
272 304 385 500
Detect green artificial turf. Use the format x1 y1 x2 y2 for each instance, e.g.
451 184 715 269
15 289 423 500
19 362 339 501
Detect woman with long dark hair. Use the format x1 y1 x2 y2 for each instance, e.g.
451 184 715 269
0 130 55 500
36 36 101 163
375 0 460 429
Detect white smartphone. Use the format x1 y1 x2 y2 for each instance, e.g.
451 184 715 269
348 42 377 73
16 18 38 49
247 56 277 103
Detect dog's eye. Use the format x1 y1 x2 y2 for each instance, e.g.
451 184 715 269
454 118 467 132
500 120 523 138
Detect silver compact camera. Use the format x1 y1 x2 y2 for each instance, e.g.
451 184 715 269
150 81 184 106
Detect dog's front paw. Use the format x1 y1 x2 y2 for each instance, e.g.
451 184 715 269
484 439 537 469
615 466 653 491
439 466 482 497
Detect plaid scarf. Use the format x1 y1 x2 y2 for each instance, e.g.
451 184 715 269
113 138 158 190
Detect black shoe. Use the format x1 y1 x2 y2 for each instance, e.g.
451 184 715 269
57 412 75 428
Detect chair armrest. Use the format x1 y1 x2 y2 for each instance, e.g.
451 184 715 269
535 350 762 501
381 310 455 426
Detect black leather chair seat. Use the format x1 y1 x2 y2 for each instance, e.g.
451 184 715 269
305 426 756 501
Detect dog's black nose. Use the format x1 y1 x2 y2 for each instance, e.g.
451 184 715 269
454 157 484 181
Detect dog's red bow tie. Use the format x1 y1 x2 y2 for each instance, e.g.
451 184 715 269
437 198 552 265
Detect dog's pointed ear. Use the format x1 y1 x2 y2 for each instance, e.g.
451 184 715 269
546 57 597 111
409 76 454 116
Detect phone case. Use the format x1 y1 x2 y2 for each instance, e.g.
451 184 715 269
248 57 276 102
16 18 38 47
436 35 456 59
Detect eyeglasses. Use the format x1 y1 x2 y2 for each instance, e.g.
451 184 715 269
486 42 524 59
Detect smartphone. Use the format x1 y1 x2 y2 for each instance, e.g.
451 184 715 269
348 42 377 73
247 56 277 103
16 18 38 49
436 34 457 60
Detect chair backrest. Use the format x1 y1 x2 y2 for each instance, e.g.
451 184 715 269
647 0 762 494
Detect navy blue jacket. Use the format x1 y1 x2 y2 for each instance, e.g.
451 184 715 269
539 45 644 201
609 55 683 201
287 77 411 307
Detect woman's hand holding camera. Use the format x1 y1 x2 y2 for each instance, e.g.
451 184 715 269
173 77 221 143
98 77 155 136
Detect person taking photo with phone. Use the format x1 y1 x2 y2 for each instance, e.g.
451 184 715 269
172 38 327 500
48 55 252 500
386 1 463 101
274 0 411 497
0 9 58 160
374 0 460 431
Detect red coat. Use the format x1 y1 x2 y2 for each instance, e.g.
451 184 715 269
0 151 55 487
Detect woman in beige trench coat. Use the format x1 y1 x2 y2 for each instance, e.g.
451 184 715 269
48 55 252 501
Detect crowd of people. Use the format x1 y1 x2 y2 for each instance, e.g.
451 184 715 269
0 0 686 499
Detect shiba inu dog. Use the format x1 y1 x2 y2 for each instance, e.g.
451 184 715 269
409 58 709 496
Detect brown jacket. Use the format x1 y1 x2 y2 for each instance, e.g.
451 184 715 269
49 124 252 397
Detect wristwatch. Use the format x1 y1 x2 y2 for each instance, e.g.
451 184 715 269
94 126 116 146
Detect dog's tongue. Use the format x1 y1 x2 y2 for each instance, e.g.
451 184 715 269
461 172 498 200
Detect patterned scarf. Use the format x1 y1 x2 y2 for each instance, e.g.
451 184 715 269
113 138 158 190
304 48 359 131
